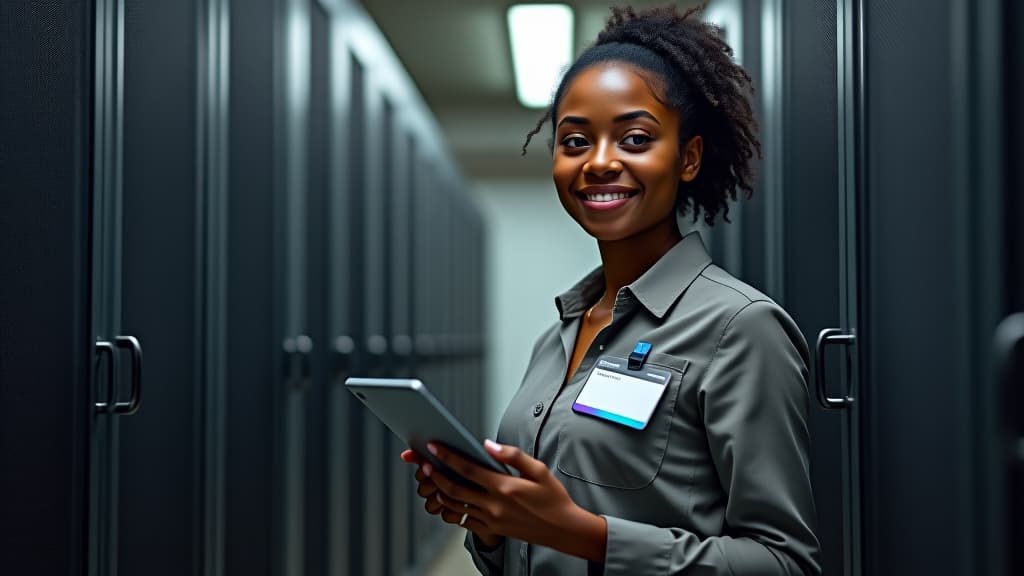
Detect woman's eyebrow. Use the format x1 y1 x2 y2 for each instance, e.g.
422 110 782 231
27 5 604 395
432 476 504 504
557 115 589 127
614 110 660 124
556 110 661 128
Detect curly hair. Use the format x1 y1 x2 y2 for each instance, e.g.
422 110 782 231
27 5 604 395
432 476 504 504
524 3 760 225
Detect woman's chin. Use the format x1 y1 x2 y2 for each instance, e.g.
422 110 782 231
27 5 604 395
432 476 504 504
580 224 635 243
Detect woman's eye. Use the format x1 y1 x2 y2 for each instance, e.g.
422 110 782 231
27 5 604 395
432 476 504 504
561 136 589 149
622 134 652 147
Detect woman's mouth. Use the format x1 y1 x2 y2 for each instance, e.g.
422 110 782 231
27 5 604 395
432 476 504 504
577 186 640 210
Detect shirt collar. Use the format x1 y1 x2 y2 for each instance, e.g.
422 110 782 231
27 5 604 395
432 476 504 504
554 232 713 321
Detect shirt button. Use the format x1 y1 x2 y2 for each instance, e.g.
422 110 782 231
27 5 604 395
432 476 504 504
533 402 544 417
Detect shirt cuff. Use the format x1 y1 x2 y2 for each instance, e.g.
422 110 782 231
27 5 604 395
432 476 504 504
602 515 672 576
463 531 506 575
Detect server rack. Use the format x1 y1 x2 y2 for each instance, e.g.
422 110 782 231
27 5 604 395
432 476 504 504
708 0 1021 574
1 1 485 576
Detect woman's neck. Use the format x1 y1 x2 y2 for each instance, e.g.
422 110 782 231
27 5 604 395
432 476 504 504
594 218 682 309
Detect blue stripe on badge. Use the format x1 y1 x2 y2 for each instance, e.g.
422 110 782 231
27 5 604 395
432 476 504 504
572 402 645 430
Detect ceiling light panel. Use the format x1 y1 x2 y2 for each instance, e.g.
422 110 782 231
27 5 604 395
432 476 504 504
507 4 574 108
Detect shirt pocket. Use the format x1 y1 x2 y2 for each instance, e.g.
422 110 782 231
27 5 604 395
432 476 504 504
555 358 689 490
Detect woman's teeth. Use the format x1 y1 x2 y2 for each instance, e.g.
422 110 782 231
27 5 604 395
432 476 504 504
587 192 630 202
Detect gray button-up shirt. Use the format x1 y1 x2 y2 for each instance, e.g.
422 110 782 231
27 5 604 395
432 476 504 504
466 232 821 575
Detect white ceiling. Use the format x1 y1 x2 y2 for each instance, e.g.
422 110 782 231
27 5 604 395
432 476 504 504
360 0 700 181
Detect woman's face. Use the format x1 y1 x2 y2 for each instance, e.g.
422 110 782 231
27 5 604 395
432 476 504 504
553 63 699 243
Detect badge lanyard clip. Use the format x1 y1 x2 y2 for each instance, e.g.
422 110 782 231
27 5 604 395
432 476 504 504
628 341 652 370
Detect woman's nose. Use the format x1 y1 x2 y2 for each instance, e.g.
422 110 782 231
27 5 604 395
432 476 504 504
583 140 623 177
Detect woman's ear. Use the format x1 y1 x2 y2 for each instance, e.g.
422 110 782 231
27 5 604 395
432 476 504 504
680 135 703 183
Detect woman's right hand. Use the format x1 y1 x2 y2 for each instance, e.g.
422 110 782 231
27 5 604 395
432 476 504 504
400 449 503 549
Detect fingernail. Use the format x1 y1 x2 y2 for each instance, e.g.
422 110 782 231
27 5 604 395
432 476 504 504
484 439 502 453
422 462 432 477
436 492 443 504
426 442 438 456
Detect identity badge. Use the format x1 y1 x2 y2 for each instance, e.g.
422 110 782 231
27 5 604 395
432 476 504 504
572 356 672 430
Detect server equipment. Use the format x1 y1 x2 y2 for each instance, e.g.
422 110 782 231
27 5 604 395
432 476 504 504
1 1 484 575
703 1 1023 575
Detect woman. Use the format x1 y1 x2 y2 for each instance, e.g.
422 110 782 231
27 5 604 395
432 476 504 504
401 5 821 574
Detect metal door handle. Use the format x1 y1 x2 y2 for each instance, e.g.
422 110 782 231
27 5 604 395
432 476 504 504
113 335 142 415
95 340 115 413
994 313 1024 463
815 328 856 410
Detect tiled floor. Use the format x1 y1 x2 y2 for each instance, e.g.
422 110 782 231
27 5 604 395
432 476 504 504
424 529 479 576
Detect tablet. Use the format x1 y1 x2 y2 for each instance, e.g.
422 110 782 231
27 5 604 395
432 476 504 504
345 377 510 485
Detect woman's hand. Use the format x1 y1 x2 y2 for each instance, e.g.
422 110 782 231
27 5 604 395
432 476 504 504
399 449 503 548
424 440 607 563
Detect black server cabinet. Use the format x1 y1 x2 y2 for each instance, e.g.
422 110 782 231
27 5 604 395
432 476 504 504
753 0 1018 573
0 2 92 573
305 2 331 575
326 38 360 576
754 1 862 573
778 1 860 573
752 0 1021 574
116 0 204 574
225 0 277 573
410 157 451 567
857 0 1005 571
1 2 487 575
344 51 374 576
359 67 391 576
386 127 416 576
736 0 769 293
89 0 229 574
276 2 313 576
383 107 416 576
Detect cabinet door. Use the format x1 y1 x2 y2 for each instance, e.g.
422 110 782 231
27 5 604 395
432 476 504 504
304 2 332 574
774 0 857 574
89 1 125 572
393 133 424 571
0 2 92 574
384 108 416 576
119 0 232 573
277 2 313 576
857 0 1003 572
327 48 367 576
360 71 391 576
89 0 227 574
223 0 275 573
116 0 205 574
410 158 444 562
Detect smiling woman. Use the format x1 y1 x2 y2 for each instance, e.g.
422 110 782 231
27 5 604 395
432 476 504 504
401 4 822 575
552 65 695 245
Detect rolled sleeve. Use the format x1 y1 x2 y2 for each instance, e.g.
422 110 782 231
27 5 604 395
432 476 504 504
601 301 821 576
463 531 506 575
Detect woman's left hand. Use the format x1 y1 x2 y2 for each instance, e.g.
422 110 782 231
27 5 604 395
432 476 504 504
425 439 607 563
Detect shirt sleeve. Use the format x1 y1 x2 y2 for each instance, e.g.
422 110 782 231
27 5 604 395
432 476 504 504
601 300 822 575
464 531 506 575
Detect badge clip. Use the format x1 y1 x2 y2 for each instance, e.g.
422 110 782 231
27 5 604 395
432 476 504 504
628 341 652 370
